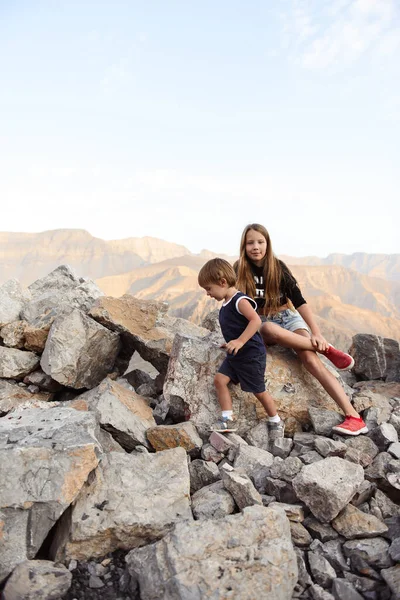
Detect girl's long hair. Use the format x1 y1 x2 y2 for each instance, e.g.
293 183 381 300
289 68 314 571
235 223 284 315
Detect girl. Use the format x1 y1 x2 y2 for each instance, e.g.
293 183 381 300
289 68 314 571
235 223 368 436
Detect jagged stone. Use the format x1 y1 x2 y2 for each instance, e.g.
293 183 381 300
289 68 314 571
221 464 262 509
23 369 62 392
0 379 51 415
389 538 400 561
332 504 388 539
293 457 364 522
268 502 304 522
189 459 220 493
0 347 40 379
53 448 192 561
191 480 235 519
300 450 324 464
233 444 274 479
0 407 101 582
2 560 72 600
0 320 27 348
381 565 400 600
290 521 313 547
331 578 364 600
224 432 248 460
271 436 293 458
371 489 400 519
243 419 270 450
264 477 298 504
309 584 335 600
350 480 375 507
40 307 120 389
342 435 379 468
201 443 224 463
314 437 347 458
0 279 30 326
308 551 337 588
209 431 235 454
295 548 313 588
388 442 400 458
310 538 350 573
125 505 298 600
70 378 156 450
368 423 398 451
343 537 393 569
270 456 303 482
147 421 202 455
350 334 400 383
308 407 343 436
352 390 392 424
303 516 338 542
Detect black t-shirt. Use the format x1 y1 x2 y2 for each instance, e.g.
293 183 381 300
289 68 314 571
250 260 307 311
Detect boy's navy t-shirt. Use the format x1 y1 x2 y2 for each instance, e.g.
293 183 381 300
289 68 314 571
219 291 266 359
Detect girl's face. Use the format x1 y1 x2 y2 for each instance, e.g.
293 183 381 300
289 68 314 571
245 229 267 265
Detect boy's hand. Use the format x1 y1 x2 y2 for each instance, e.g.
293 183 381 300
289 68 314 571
222 339 244 355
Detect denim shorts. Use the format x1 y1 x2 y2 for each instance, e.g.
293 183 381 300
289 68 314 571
261 308 310 333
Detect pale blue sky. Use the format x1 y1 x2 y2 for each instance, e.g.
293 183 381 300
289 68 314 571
1 0 399 256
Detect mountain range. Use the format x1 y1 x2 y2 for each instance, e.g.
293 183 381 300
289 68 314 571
1 229 399 350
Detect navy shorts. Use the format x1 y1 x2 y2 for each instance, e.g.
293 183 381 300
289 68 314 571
218 353 266 394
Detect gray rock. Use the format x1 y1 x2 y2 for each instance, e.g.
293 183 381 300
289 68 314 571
343 537 393 569
269 456 303 482
191 481 235 519
381 565 400 600
292 457 364 522
311 539 350 573
221 464 262 509
126 505 298 600
290 521 313 547
73 378 156 450
3 560 72 600
309 584 335 600
371 489 400 518
350 334 400 382
389 537 400 561
303 517 338 542
308 551 337 588
224 432 248 461
271 437 293 458
308 407 343 436
201 443 224 463
388 442 400 458
52 447 192 561
350 480 375 507
189 459 220 493
268 502 304 522
368 423 398 451
0 346 40 379
300 450 324 464
332 504 388 539
293 432 318 448
314 437 347 458
331 578 364 600
89 574 105 589
0 279 30 326
1 320 27 348
41 308 120 389
342 435 379 468
0 408 101 582
384 515 400 541
295 548 312 588
233 444 274 479
0 379 51 415
264 477 299 504
365 452 392 485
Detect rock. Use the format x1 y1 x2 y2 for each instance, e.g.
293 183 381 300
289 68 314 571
88 574 105 588
41 308 120 389
244 419 271 450
311 538 350 573
332 504 388 539
309 584 335 600
2 560 72 600
352 390 392 424
292 457 365 522
0 320 27 348
371 489 400 519
201 443 224 463
350 334 400 382
0 279 30 326
308 407 343 436
300 450 324 464
268 502 304 522
22 265 103 324
189 459 220 493
364 452 392 488
343 537 393 569
389 538 400 561
270 456 303 482
381 565 400 600
209 430 236 454
233 444 274 479
314 437 347 458
308 551 337 588
331 578 364 600
147 421 203 455
0 379 51 415
191 480 236 519
224 432 248 460
0 407 101 582
221 464 262 509
342 436 379 468
23 369 62 392
271 437 293 458
295 548 313 588
0 347 40 379
290 521 313 547
126 505 298 600
53 448 192 561
70 378 156 450
303 517 338 542
24 322 50 353
264 477 299 504
368 423 398 451
350 480 375 507
388 442 400 458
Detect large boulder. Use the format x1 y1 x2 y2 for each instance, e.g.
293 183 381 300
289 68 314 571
126 505 298 600
52 447 192 561
0 407 101 582
164 334 347 437
40 308 120 389
292 457 364 522
69 378 156 450
21 265 103 324
0 279 30 326
89 295 208 375
350 334 400 382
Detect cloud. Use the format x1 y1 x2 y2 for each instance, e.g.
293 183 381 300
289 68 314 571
279 0 400 69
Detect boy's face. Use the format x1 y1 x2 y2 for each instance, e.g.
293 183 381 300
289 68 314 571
202 280 228 301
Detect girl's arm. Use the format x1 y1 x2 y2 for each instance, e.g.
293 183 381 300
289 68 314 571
297 304 329 351
223 299 261 355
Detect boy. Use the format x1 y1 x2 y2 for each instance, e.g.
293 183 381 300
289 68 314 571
198 257 284 435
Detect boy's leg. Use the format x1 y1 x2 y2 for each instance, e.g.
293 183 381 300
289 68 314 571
212 372 237 432
254 390 278 418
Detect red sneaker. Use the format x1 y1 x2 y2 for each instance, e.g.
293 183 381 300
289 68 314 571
321 345 355 371
332 416 368 436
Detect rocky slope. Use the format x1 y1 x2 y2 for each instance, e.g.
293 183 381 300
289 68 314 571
0 265 399 600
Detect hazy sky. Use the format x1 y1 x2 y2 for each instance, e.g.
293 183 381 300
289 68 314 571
1 0 399 257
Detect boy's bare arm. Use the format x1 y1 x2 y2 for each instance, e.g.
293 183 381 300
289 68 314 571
223 299 261 355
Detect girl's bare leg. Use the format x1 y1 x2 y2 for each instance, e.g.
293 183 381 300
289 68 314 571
293 329 360 418
254 391 278 418
260 321 317 351
214 373 233 411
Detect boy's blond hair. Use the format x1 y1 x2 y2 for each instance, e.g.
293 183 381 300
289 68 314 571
198 258 236 288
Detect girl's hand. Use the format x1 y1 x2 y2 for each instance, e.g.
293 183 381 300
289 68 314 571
310 333 329 352
222 339 244 355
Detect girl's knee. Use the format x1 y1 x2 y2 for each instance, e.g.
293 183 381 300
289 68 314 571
300 351 322 372
261 322 280 344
